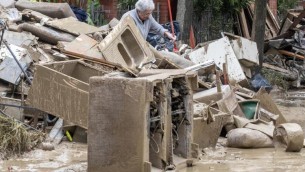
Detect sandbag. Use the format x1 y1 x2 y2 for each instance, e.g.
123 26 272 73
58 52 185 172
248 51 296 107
16 1 76 19
273 123 304 152
227 128 273 148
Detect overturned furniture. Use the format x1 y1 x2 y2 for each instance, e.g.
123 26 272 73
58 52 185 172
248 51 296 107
88 69 198 171
26 60 113 128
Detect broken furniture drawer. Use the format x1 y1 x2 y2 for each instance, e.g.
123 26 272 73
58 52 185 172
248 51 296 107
27 60 109 128
193 107 230 149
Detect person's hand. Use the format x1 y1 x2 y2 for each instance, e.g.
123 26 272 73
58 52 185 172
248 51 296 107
165 31 176 42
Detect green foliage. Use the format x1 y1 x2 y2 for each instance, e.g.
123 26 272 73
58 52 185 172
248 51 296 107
193 0 223 14
278 0 298 20
224 0 254 12
194 0 253 14
118 0 137 7
261 68 289 91
278 0 298 12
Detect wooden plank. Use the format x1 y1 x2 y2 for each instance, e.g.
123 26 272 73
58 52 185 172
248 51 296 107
266 5 280 31
280 18 293 35
235 13 243 36
238 8 251 39
265 19 276 38
263 63 292 73
266 5 279 37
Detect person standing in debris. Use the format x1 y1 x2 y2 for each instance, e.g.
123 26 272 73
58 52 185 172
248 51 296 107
121 0 176 41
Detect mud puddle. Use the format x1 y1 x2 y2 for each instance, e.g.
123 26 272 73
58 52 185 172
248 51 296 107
0 142 87 172
177 147 305 172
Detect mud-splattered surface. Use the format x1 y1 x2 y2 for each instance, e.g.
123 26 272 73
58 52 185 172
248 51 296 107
0 142 87 172
2 89 305 172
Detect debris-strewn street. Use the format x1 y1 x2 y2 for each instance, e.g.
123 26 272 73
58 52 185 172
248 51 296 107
0 0 304 172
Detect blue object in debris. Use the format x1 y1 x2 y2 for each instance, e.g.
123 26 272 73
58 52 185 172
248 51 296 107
146 21 180 52
70 6 88 22
250 73 273 92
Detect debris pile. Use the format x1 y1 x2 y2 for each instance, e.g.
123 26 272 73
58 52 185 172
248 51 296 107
264 8 305 88
0 1 303 172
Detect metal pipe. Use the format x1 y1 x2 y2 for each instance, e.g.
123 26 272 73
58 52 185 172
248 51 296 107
3 40 32 85
0 103 37 110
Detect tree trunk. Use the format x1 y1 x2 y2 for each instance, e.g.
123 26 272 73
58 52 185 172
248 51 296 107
176 0 193 44
251 0 267 70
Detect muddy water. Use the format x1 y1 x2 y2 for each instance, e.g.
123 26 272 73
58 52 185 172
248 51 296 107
0 142 87 172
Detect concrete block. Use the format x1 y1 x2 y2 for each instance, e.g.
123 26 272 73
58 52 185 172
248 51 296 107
27 60 109 129
88 77 152 172
98 15 155 75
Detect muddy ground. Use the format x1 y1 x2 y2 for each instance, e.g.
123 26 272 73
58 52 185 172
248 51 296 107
1 88 304 172
0 142 87 172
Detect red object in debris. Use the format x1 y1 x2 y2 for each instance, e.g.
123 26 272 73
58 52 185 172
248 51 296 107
190 25 196 49
167 0 178 52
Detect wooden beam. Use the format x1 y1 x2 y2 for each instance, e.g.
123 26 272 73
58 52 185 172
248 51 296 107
289 9 305 29
278 50 305 60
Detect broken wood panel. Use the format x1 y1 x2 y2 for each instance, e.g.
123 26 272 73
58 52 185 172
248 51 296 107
193 112 230 149
60 34 105 61
289 9 305 29
253 88 286 125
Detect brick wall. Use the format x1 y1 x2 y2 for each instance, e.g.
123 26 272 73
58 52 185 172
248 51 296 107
155 0 169 24
100 0 174 24
268 0 277 18
100 0 118 21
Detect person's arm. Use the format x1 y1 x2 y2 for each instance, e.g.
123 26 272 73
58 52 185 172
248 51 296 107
149 16 176 41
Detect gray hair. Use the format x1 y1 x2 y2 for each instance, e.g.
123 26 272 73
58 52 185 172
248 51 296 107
135 0 155 12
